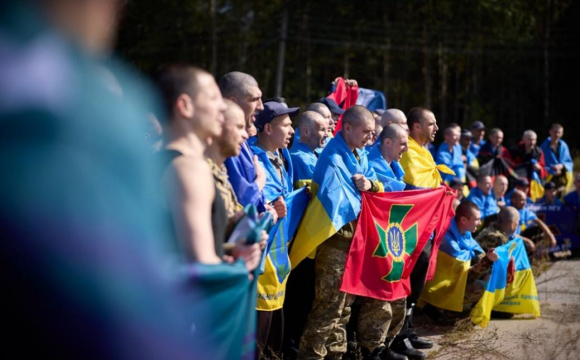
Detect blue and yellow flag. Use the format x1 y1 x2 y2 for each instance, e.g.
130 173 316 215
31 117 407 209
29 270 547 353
290 142 318 189
257 187 309 310
368 144 406 192
400 137 455 189
529 170 545 203
541 137 574 192
470 237 540 328
419 218 484 312
289 132 380 268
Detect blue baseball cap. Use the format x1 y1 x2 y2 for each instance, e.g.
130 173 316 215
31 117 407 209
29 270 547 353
317 97 345 115
255 101 300 132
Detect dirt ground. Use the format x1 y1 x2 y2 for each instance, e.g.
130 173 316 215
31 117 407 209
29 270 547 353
414 259 580 360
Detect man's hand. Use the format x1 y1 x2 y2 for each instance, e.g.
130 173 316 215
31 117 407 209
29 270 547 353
486 248 499 262
232 240 262 273
273 196 287 218
259 230 268 250
533 162 542 172
264 204 279 224
254 155 266 191
353 174 371 192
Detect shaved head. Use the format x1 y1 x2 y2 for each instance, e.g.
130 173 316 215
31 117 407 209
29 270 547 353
380 123 407 145
218 71 258 99
305 103 331 118
299 111 325 131
343 105 374 127
498 206 520 227
380 109 408 129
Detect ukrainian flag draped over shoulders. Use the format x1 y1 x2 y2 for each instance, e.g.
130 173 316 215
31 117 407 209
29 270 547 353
368 144 406 192
470 237 540 328
400 137 455 188
419 218 483 312
289 132 380 268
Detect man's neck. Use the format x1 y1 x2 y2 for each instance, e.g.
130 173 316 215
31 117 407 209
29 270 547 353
256 135 278 153
410 134 426 147
551 137 560 146
299 139 315 153
204 144 226 166
165 122 207 157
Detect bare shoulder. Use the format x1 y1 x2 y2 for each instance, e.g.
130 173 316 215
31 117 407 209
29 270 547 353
162 155 214 199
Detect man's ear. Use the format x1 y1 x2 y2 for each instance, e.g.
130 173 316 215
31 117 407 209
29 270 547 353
264 123 272 135
175 93 194 118
302 126 310 137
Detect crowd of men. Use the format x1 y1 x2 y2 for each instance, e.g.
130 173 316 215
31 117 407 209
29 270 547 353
3 1 579 360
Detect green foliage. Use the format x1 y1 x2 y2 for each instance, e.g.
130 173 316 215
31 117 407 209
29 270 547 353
116 0 578 148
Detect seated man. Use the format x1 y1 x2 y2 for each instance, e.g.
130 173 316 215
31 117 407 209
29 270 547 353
563 173 580 208
541 123 574 192
477 207 523 253
289 111 328 188
469 121 486 156
509 130 547 185
466 174 499 222
368 124 408 192
422 201 498 320
505 177 534 207
493 175 509 207
435 123 465 183
510 190 556 248
535 182 562 206
477 128 510 166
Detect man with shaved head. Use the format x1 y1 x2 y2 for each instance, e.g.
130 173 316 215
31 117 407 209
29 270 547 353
290 111 328 188
220 71 275 219
369 124 408 192
296 105 389 360
510 130 547 201
380 108 409 133
541 123 574 191
435 123 465 183
477 128 510 166
466 173 500 221
511 190 556 248
476 206 521 253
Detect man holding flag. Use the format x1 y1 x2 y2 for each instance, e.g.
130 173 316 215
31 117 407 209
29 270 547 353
369 124 408 192
291 106 390 360
395 107 455 360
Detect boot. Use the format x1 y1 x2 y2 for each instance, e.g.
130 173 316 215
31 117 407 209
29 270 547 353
408 331 433 350
361 345 385 360
390 339 426 360
382 348 408 360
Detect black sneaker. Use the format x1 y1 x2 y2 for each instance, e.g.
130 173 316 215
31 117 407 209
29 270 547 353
408 332 433 350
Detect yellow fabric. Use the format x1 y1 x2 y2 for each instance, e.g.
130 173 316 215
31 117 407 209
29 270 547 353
470 269 540 328
288 195 338 269
256 256 289 311
419 251 470 312
294 179 312 190
493 268 540 315
530 179 545 202
400 137 455 188
546 172 574 193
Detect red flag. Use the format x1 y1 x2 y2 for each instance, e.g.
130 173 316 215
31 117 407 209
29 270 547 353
340 187 455 301
327 77 358 134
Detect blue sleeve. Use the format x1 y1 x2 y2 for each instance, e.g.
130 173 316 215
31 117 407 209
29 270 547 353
436 146 455 181
561 142 574 173
224 155 266 212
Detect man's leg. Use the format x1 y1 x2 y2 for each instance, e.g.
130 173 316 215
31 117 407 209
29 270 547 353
298 242 351 360
356 297 392 359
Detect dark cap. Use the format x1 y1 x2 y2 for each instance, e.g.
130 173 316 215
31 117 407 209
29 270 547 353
449 177 464 188
461 129 473 138
471 121 485 130
374 109 386 116
317 97 345 115
544 181 556 190
255 101 300 132
515 177 530 187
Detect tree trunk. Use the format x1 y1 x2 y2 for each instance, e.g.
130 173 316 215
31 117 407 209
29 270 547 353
274 8 288 97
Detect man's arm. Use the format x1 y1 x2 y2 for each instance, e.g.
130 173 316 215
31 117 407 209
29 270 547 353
164 157 221 264
533 218 557 247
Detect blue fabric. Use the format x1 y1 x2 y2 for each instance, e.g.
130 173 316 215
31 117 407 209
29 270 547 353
427 142 436 158
436 143 466 182
249 138 294 203
289 142 317 187
564 191 580 208
541 138 573 175
224 141 266 212
465 147 478 167
466 187 500 219
355 88 387 110
440 218 484 262
313 131 379 231
535 196 562 206
470 140 486 156
368 144 406 192
515 208 538 235
505 189 535 207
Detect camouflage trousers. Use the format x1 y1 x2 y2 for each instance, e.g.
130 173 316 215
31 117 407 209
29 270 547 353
464 279 487 306
298 240 406 359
